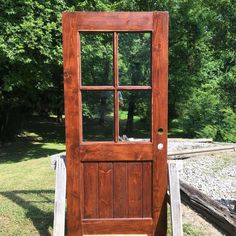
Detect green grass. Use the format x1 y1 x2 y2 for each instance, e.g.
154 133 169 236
0 115 205 235
0 116 65 235
168 119 185 138
183 224 205 236
0 158 55 235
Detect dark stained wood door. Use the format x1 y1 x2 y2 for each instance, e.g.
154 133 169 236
62 12 168 235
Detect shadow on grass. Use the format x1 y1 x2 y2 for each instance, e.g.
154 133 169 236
0 116 65 163
0 190 55 236
21 116 65 144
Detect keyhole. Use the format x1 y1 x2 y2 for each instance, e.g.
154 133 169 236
157 128 164 135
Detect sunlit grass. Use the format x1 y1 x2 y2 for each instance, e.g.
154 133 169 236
0 156 56 235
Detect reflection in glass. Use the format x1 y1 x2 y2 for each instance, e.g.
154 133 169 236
118 33 151 86
81 33 113 86
82 91 114 141
119 90 151 141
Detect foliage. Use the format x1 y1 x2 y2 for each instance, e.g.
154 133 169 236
0 0 235 142
183 223 205 236
217 108 236 142
182 82 236 142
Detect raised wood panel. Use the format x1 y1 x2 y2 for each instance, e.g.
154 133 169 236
113 162 127 217
83 163 98 218
83 161 152 219
98 163 113 218
80 143 153 161
143 162 152 217
128 163 143 217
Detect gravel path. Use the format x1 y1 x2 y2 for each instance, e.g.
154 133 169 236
168 139 236 212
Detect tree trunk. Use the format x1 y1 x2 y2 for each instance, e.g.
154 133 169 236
124 62 139 137
125 95 135 137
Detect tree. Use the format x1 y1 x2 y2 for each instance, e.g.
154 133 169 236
0 0 72 140
0 0 235 142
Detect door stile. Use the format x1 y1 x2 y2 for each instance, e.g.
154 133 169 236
152 12 169 235
77 31 83 143
63 13 83 235
77 30 86 233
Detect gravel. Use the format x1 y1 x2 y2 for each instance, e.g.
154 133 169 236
168 139 236 212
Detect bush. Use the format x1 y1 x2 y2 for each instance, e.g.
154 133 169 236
181 83 236 142
217 108 236 142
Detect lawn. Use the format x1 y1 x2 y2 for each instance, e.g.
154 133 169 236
0 116 65 236
0 116 203 235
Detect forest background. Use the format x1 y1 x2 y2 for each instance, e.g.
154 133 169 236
0 0 235 143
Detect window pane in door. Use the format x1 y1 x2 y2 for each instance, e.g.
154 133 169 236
81 33 113 86
118 33 151 86
82 91 114 141
119 90 151 141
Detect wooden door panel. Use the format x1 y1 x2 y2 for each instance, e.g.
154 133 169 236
83 161 152 219
98 162 113 218
83 163 98 218
113 162 127 217
127 163 143 217
63 11 168 235
143 162 153 218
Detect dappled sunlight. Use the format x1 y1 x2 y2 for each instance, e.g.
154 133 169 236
0 116 65 163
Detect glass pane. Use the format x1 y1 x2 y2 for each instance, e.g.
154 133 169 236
81 33 113 86
118 33 151 86
82 91 114 141
119 90 151 141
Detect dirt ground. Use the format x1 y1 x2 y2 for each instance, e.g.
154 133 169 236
182 203 225 236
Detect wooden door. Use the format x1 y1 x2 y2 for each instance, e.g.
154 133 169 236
63 12 168 236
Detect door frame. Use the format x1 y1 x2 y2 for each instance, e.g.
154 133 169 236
62 12 168 235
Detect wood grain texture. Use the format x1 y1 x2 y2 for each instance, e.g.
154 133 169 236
83 163 98 218
80 143 153 161
128 163 143 217
142 162 152 218
152 12 169 236
62 12 82 236
98 162 113 218
113 162 127 217
180 181 236 236
63 11 169 235
82 219 153 234
83 161 152 220
73 12 153 31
